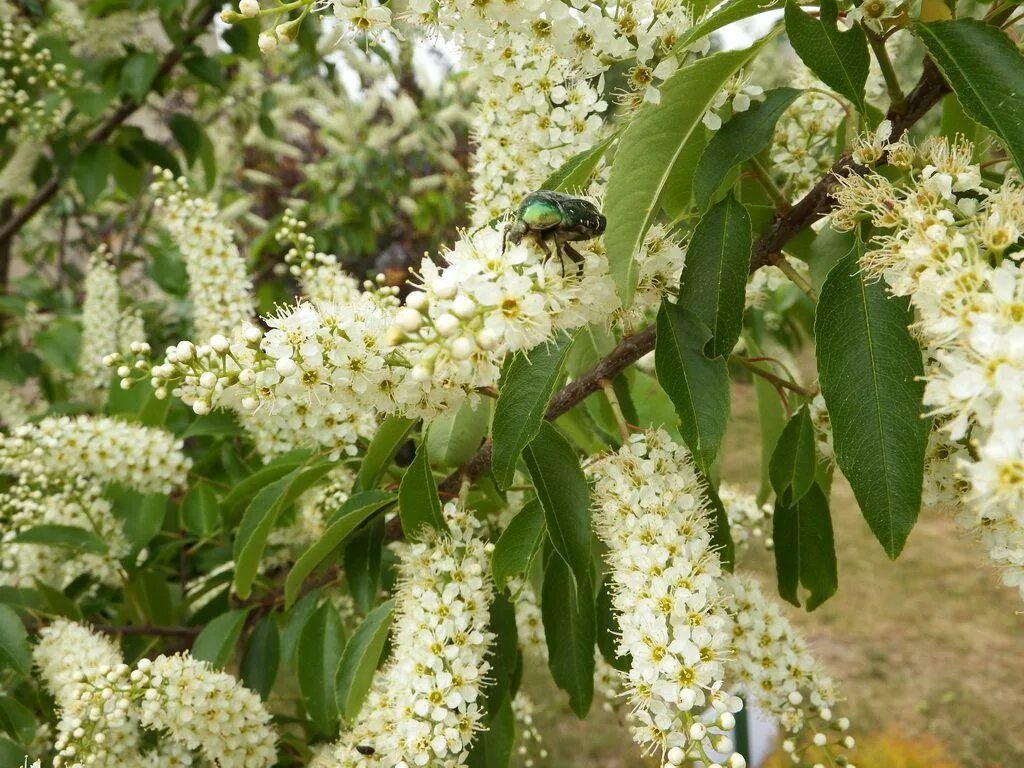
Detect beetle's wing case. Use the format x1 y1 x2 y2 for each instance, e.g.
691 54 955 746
558 196 607 236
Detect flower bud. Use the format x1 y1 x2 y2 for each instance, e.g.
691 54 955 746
210 334 229 352
435 313 459 337
451 337 475 360
688 722 706 740
666 747 684 766
476 329 498 351
433 276 457 300
257 32 278 54
275 358 297 377
718 712 735 730
411 365 432 382
239 0 260 17
199 371 218 389
396 307 423 332
192 399 211 416
787 690 803 706
452 294 476 318
406 290 429 311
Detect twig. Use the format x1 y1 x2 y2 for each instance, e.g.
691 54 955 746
599 378 630 443
732 356 817 398
92 623 202 638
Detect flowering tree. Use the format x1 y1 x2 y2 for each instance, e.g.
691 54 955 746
0 0 1022 766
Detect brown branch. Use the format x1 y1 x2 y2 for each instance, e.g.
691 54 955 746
0 1 220 246
749 56 949 271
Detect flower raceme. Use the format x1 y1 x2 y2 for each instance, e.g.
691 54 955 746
723 574 855 765
588 430 742 766
0 415 190 494
588 431 854 768
150 169 255 343
117 211 682 454
312 504 493 768
33 620 276 768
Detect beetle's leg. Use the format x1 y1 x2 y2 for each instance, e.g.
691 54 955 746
501 225 509 255
562 242 585 276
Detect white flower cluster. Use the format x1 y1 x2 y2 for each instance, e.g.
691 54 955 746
392 228 618 407
313 503 493 768
807 393 834 464
76 246 146 404
722 574 855 765
150 169 255 342
277 211 363 307
832 133 1024 597
718 484 773 551
409 0 705 224
134 653 277 767
0 415 190 493
589 430 742 766
0 475 130 589
34 620 277 768
770 72 847 197
0 21 74 138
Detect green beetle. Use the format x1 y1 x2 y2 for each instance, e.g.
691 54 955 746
503 190 607 275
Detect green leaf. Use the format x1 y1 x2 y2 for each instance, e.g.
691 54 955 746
693 88 802 209
815 249 928 557
345 518 385 614
285 492 395 609
398 437 448 540
191 609 248 669
659 127 709 219
769 407 817 504
701 473 736 572
481 592 518 723
221 449 310 516
785 0 868 113
240 617 280 699
355 416 415 491
466 692 515 768
73 144 112 206
677 194 752 358
541 132 618 194
0 736 25 765
654 302 730 469
336 600 393 722
492 332 575 489
280 590 321 666
0 605 31 676
34 319 80 374
773 482 838 610
183 54 226 90
914 19 1024 172
121 492 168 556
182 484 220 537
169 113 202 165
233 461 337 599
604 43 765 307
523 423 591 587
12 525 106 554
674 0 785 53
119 51 160 101
596 580 628 672
0 695 36 745
299 602 345 736
491 500 545 590
426 397 490 469
542 553 595 718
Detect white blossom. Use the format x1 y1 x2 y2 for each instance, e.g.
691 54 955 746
589 430 741 764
